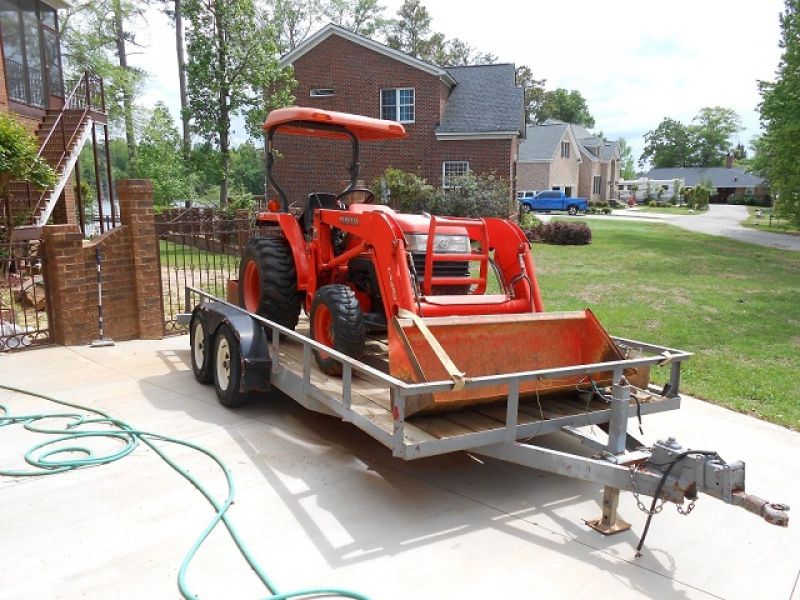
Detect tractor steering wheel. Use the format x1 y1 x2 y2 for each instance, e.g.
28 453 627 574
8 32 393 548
335 187 375 205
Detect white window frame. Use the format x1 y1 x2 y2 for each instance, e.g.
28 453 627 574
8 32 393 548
561 141 570 159
310 88 335 97
593 176 602 195
442 161 469 188
380 87 415 123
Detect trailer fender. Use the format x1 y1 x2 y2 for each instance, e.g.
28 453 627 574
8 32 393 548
192 302 272 393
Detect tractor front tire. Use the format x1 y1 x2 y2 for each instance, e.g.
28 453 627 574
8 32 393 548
310 284 366 376
239 237 302 330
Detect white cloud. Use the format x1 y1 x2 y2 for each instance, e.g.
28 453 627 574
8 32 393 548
131 0 785 161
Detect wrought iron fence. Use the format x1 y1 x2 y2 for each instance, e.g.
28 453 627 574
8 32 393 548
156 207 257 334
0 238 50 351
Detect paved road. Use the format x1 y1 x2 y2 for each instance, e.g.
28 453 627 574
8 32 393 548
542 204 800 251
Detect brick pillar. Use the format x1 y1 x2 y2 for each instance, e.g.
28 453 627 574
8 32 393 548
42 224 93 345
117 179 163 339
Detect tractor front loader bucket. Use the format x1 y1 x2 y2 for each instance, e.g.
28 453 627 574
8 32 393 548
389 309 632 416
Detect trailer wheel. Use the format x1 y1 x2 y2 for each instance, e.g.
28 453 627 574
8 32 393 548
310 284 366 375
212 324 251 407
567 205 578 216
239 237 302 330
190 312 213 384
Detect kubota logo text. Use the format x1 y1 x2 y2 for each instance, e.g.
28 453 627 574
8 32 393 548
339 216 359 226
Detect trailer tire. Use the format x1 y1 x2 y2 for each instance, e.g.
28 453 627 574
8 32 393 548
310 284 366 376
239 237 302 331
190 312 214 384
212 324 251 407
567 205 578 216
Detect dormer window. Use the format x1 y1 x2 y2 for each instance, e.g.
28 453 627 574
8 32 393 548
310 88 334 97
381 87 415 123
561 141 570 158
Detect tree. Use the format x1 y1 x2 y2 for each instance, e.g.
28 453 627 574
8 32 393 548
639 117 696 168
132 102 194 205
618 138 636 179
691 106 741 167
758 0 800 226
269 0 322 53
61 1 147 158
535 88 595 127
515 66 547 125
230 142 266 196
184 0 283 204
323 0 386 36
386 0 433 58
161 0 191 156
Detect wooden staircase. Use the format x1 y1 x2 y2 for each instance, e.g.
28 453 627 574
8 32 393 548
4 73 107 241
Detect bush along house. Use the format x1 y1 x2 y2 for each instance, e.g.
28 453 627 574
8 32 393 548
0 0 111 243
274 23 525 205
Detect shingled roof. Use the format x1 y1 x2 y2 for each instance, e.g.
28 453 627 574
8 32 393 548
646 167 765 188
518 123 570 160
436 64 525 136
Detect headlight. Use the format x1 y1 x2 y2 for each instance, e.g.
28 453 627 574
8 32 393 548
405 233 470 253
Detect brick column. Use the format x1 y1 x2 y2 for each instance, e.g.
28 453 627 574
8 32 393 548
42 224 93 345
117 179 163 339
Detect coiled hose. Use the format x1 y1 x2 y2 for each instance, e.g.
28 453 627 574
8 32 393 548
0 383 371 600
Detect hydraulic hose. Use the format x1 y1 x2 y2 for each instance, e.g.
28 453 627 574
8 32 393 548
0 383 371 600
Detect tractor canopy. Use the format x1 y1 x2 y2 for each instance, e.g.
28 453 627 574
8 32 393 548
262 107 408 141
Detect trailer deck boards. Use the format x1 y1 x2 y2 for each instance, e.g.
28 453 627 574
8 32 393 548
274 318 677 447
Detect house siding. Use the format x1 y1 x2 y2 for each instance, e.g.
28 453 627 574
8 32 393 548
275 34 516 205
517 129 579 195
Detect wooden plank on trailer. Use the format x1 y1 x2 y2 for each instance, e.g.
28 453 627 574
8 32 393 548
445 410 505 432
410 416 476 439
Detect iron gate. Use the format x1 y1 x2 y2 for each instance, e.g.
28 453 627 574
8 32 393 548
1 237 51 351
156 208 255 335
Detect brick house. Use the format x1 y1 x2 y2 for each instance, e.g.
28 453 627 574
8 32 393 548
517 120 621 202
0 0 110 240
275 23 525 205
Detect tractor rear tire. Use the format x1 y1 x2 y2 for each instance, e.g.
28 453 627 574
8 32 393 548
310 284 366 376
239 237 302 330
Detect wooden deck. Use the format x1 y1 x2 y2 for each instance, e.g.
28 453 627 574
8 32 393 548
275 318 670 447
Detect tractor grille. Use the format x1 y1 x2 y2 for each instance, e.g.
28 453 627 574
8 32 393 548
410 252 470 281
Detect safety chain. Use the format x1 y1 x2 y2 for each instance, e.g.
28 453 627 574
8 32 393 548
629 465 666 515
677 499 697 516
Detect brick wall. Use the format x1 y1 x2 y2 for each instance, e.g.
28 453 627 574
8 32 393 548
517 162 550 192
276 34 516 205
42 180 162 345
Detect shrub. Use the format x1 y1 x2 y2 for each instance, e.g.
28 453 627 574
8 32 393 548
0 112 55 195
729 193 772 207
648 200 657 207
371 167 438 213
518 211 541 229
524 221 592 245
433 172 512 218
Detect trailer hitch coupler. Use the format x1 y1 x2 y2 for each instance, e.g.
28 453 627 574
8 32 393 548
733 491 790 527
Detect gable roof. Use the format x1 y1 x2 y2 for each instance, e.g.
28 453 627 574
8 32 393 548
518 123 570 161
543 119 619 162
646 167 765 188
279 23 456 87
436 64 524 137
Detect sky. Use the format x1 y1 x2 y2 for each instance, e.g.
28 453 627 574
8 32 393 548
130 0 786 164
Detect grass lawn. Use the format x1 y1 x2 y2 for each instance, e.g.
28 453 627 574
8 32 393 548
529 219 800 430
633 205 705 216
741 206 800 236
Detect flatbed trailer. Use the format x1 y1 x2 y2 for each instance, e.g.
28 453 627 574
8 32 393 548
181 286 789 549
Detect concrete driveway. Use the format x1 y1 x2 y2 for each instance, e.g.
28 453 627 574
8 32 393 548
543 204 800 251
1 337 798 599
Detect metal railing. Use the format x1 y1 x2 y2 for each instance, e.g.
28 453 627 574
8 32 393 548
6 71 106 229
3 58 44 107
184 285 692 460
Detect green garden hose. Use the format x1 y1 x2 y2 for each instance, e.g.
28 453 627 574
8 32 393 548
0 383 371 600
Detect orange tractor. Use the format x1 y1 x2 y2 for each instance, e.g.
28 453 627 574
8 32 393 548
239 107 628 415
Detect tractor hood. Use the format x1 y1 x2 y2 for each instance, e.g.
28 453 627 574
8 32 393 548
348 204 468 236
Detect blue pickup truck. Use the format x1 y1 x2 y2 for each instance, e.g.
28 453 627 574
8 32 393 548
518 190 589 215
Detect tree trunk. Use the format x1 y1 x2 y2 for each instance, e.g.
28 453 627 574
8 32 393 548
174 0 190 158
216 0 229 206
113 0 136 160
